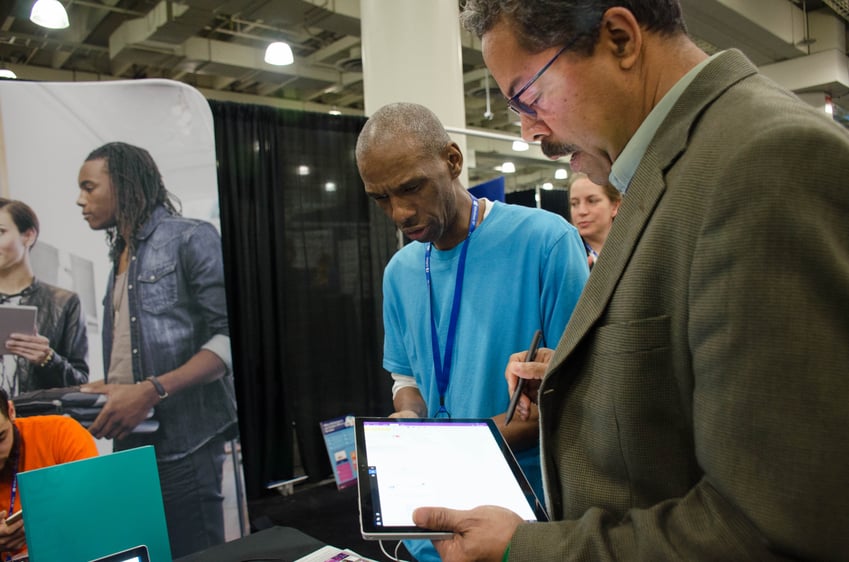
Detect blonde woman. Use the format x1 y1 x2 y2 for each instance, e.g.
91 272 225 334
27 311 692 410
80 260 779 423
568 173 622 268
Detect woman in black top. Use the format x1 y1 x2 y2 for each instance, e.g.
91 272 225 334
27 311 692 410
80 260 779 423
0 198 89 394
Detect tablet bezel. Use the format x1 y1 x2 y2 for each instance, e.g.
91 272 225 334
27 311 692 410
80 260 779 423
354 417 548 541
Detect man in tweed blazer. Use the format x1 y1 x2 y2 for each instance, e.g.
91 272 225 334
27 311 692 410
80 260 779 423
413 1 849 560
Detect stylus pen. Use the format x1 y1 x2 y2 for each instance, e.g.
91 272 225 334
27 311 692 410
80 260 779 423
504 329 542 426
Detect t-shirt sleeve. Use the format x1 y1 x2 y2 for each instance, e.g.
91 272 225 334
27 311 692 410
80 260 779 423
54 417 99 463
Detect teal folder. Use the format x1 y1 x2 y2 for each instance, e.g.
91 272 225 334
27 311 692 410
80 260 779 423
17 445 171 562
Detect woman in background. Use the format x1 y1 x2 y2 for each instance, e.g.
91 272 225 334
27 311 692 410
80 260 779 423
568 173 622 269
0 198 88 395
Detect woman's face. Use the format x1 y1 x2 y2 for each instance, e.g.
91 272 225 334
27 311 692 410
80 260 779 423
0 209 34 275
569 178 620 241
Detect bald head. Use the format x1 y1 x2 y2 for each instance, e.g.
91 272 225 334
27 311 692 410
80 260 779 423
356 102 452 165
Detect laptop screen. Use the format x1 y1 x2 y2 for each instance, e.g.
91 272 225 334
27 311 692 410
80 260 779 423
88 545 150 562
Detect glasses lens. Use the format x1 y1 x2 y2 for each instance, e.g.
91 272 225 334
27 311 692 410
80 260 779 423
508 98 536 118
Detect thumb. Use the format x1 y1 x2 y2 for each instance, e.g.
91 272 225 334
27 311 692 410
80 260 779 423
413 506 457 532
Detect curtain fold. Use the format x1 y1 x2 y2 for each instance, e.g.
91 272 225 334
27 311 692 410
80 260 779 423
211 101 395 500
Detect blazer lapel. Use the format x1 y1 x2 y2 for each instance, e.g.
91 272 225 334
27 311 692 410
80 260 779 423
546 49 758 376
548 152 669 369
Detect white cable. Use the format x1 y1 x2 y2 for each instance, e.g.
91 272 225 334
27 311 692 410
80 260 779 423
378 539 409 562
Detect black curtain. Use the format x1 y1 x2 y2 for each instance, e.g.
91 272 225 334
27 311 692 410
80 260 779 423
506 188 571 223
211 101 396 500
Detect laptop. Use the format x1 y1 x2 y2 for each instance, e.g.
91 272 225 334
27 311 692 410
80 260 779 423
354 417 548 540
18 446 171 562
88 545 150 562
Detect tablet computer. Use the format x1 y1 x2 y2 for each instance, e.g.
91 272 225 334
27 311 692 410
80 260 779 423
355 417 548 540
0 305 37 355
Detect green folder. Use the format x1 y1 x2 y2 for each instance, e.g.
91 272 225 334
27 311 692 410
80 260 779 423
18 445 171 562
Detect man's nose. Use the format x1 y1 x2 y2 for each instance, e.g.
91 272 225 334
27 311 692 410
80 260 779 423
520 113 548 142
390 200 415 225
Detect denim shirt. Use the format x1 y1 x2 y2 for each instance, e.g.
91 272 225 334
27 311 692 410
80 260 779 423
102 206 238 460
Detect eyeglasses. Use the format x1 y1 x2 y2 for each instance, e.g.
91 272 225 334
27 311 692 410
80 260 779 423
506 44 570 118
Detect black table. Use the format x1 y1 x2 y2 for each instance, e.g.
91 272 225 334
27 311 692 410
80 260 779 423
174 526 325 562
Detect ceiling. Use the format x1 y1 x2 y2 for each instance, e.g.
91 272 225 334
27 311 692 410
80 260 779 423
1 0 848 190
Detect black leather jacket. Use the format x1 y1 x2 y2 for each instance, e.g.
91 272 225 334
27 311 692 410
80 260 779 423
8 278 89 392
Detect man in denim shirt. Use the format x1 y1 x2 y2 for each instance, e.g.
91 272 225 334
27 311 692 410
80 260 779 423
76 142 238 558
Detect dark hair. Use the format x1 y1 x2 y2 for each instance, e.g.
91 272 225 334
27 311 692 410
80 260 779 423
0 388 9 420
0 198 39 248
84 142 181 262
461 0 687 55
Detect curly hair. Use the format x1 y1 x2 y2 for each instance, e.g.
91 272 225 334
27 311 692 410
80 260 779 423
84 142 181 262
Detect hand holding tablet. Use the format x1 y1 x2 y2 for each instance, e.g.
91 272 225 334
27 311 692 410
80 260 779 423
354 417 547 541
0 305 37 355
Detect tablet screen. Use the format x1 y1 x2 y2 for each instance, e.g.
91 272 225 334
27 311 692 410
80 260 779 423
0 305 37 355
355 418 547 540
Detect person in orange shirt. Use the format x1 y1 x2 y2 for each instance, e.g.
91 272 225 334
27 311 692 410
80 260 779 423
0 388 97 557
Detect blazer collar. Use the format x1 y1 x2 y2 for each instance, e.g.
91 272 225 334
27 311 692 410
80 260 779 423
547 50 758 371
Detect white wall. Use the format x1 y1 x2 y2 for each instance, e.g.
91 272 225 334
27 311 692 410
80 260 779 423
0 79 219 381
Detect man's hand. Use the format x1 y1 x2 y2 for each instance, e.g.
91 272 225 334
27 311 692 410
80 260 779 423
391 386 427 418
81 380 159 440
504 347 554 422
389 410 421 418
0 509 26 553
413 505 523 562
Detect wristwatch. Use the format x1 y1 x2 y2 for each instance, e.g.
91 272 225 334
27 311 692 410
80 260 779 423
146 376 169 399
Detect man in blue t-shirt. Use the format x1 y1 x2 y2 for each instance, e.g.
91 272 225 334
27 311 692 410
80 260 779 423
356 102 588 562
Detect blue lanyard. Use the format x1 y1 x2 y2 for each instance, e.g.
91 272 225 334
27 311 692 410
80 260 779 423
5 427 20 562
425 195 479 417
583 240 598 260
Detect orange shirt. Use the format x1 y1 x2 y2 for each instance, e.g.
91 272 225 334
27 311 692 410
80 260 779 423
0 416 98 517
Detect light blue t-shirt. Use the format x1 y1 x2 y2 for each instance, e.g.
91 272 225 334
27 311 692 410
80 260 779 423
382 200 589 562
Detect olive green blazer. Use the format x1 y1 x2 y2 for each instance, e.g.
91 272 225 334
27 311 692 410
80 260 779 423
512 49 849 560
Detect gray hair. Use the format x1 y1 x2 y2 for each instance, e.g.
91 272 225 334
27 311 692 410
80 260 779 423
356 102 452 163
460 0 687 56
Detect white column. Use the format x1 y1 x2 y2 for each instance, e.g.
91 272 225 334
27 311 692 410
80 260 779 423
360 0 468 185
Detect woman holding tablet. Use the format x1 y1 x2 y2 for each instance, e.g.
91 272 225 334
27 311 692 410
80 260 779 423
0 198 89 395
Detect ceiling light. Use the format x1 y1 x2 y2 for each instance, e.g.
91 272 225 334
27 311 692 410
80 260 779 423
328 107 341 116
500 162 516 174
297 165 310 176
324 181 337 192
264 42 294 66
512 140 529 152
542 182 553 190
30 0 69 29
0 69 17 79
554 168 568 180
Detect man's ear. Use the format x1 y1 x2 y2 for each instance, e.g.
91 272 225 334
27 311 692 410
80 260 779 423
7 401 15 422
611 200 621 218
446 142 464 179
599 7 642 70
